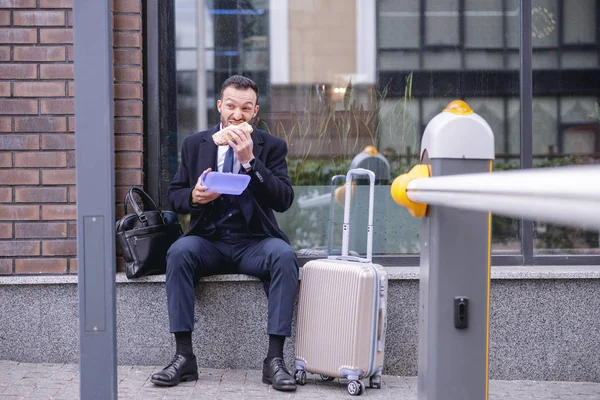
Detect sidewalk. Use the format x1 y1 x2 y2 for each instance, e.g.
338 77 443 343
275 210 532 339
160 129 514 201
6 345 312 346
1 360 600 399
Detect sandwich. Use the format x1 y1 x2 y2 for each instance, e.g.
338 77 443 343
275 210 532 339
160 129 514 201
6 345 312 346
212 122 253 146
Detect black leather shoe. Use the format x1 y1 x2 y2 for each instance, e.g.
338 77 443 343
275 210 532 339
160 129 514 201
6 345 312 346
151 354 198 386
262 357 296 391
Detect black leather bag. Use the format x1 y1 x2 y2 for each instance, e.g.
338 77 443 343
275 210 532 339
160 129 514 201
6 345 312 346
116 188 183 279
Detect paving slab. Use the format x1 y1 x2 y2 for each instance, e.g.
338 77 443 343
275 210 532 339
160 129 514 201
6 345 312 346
0 360 599 399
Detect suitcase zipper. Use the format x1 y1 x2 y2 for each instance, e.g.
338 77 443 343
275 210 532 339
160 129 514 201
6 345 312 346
366 265 380 378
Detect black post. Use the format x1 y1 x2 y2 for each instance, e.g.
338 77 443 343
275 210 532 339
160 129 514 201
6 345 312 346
520 0 534 264
144 0 178 207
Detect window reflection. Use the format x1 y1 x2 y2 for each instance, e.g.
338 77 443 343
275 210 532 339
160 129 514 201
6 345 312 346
464 0 504 49
425 0 459 46
531 0 600 255
563 0 596 44
173 0 600 257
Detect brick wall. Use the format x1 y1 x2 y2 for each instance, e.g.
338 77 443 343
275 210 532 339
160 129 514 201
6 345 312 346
0 0 144 275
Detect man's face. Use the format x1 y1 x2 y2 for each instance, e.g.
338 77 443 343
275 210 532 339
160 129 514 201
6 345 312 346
217 87 259 128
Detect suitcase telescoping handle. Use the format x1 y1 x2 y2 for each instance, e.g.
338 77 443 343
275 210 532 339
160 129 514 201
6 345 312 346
327 174 346 256
330 168 376 263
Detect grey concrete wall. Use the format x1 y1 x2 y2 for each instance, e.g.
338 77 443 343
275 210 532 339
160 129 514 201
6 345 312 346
1 267 599 382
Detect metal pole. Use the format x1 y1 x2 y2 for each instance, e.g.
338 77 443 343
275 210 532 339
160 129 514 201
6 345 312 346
73 0 117 398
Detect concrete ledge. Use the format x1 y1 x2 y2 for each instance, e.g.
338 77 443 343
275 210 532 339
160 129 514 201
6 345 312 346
0 272 260 285
2 265 600 285
1 266 600 382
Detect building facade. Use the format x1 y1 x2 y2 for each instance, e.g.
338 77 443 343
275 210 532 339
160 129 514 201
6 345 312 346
0 0 599 274
0 0 143 274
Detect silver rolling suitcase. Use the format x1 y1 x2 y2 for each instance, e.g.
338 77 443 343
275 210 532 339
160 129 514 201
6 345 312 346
294 168 388 396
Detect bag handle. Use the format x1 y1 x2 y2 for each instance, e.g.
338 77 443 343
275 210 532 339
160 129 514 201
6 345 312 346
339 168 375 263
124 187 163 223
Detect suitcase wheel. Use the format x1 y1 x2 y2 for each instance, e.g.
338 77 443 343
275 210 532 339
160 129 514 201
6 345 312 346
294 369 307 385
369 375 382 389
320 374 335 382
347 380 365 396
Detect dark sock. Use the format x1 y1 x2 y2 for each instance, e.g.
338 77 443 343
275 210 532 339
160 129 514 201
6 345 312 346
174 331 193 357
267 334 285 359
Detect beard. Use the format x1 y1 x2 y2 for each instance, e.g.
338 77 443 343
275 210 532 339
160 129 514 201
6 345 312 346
220 113 254 129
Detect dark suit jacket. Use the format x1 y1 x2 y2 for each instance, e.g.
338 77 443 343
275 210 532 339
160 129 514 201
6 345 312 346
168 124 294 243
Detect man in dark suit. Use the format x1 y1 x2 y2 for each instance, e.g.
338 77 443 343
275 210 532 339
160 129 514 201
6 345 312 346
150 76 298 392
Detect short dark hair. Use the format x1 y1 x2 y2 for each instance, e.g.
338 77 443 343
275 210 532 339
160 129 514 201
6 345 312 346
220 75 259 104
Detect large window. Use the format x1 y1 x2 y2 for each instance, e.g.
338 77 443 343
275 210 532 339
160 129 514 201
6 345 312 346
175 0 270 148
157 0 600 265
531 0 600 256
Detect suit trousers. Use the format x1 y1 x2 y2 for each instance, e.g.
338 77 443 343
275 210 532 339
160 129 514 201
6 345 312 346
165 232 299 336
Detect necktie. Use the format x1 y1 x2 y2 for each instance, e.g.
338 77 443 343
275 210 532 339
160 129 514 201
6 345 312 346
223 146 234 173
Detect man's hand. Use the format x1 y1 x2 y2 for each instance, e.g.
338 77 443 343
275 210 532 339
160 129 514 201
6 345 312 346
191 168 220 205
226 125 254 165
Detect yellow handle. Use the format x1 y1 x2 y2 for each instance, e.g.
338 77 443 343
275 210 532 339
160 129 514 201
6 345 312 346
390 164 431 218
